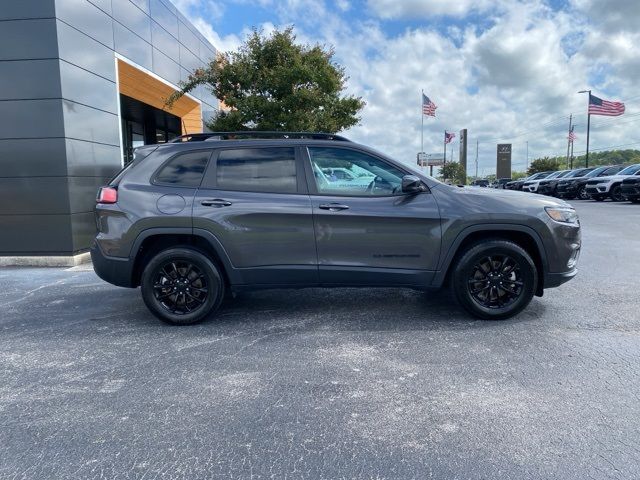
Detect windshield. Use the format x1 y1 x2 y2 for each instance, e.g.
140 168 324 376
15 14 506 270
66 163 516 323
556 170 572 178
568 168 592 178
527 172 546 180
601 166 623 176
584 167 608 177
546 171 565 179
619 164 640 175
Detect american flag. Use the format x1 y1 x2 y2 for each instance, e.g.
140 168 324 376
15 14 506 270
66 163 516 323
568 128 576 142
444 131 455 144
422 94 437 117
589 94 625 116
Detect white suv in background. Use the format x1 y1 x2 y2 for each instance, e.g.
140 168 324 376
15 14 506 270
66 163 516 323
585 164 640 201
522 170 568 193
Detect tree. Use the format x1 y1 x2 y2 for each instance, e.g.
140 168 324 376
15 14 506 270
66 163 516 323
169 28 365 133
527 157 560 175
439 162 467 184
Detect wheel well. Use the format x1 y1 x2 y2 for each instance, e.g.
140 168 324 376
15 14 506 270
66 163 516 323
131 234 229 287
445 230 545 296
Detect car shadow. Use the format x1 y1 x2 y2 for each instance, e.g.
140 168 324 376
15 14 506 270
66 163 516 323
38 281 545 333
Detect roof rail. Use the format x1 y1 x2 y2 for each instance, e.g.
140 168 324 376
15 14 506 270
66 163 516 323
169 131 350 143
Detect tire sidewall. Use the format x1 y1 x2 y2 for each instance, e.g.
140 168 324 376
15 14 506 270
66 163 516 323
610 186 623 202
141 247 224 325
453 241 537 320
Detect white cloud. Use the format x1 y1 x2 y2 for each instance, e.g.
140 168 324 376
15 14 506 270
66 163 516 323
174 0 640 174
366 0 498 19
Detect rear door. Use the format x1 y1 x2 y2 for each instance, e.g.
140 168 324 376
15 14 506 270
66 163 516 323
303 146 441 287
193 146 318 285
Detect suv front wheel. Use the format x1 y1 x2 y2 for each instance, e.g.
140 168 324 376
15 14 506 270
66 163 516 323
141 247 225 325
452 240 537 320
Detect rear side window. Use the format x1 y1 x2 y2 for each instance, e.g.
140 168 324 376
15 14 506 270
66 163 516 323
215 148 297 194
155 151 211 187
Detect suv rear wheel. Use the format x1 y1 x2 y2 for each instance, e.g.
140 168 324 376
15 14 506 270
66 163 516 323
452 240 537 320
140 247 225 325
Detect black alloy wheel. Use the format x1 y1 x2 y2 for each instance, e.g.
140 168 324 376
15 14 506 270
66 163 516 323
452 240 536 320
577 185 590 200
141 247 224 325
610 185 625 202
152 261 209 315
467 255 524 310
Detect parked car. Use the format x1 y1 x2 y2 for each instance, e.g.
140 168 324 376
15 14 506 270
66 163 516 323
570 165 626 200
556 168 596 199
470 179 490 187
537 170 573 196
621 175 640 203
505 172 552 191
522 170 567 194
492 178 512 189
92 132 581 324
585 164 640 201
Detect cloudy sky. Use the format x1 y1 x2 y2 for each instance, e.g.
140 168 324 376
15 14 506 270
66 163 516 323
173 0 639 175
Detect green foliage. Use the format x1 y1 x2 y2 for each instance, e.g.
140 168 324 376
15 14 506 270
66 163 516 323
571 149 640 168
439 161 467 184
511 171 528 180
168 27 365 133
527 157 561 175
522 150 640 175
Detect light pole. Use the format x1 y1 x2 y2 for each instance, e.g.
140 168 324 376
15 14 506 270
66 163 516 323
578 90 591 167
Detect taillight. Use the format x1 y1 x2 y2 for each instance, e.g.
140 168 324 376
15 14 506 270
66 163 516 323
97 186 118 204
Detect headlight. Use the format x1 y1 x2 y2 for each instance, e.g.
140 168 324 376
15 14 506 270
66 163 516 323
545 206 579 225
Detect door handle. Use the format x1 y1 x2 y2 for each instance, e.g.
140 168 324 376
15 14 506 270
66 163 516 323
319 203 350 211
201 199 232 207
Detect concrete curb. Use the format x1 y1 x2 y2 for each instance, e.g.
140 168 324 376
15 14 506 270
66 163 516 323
0 252 92 268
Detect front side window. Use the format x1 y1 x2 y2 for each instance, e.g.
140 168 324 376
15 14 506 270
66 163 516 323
155 151 210 187
216 148 297 194
308 147 405 196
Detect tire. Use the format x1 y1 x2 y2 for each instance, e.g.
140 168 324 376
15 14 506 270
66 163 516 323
451 240 537 320
630 197 640 204
610 185 625 202
140 247 225 325
577 185 590 200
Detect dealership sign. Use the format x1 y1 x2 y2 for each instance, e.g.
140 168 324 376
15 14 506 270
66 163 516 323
417 152 445 167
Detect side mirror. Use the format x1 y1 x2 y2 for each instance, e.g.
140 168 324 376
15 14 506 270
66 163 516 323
401 175 426 193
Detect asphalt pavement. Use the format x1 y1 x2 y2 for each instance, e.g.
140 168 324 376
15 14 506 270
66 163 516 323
1 200 639 479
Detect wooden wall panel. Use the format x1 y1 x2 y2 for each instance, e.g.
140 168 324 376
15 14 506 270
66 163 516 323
117 59 202 134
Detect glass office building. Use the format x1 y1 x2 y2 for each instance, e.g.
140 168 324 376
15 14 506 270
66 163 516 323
0 0 218 262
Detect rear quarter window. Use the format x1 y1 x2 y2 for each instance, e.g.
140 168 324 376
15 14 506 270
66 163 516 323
154 150 212 187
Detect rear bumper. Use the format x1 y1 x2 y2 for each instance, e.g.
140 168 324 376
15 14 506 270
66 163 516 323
544 268 578 288
90 241 135 288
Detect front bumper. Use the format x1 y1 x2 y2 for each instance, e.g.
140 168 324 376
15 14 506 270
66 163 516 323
621 184 640 198
90 241 136 288
585 185 609 195
556 183 578 197
544 268 578 288
537 184 554 195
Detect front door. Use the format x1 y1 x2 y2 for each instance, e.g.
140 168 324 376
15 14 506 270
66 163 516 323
304 146 441 286
193 146 317 285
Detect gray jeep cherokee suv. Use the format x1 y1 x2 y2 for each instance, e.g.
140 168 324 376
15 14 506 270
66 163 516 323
91 132 580 324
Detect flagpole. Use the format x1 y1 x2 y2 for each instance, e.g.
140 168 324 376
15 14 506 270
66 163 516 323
566 114 572 169
421 89 424 154
585 110 591 168
443 130 447 168
570 134 574 169
579 89 592 168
